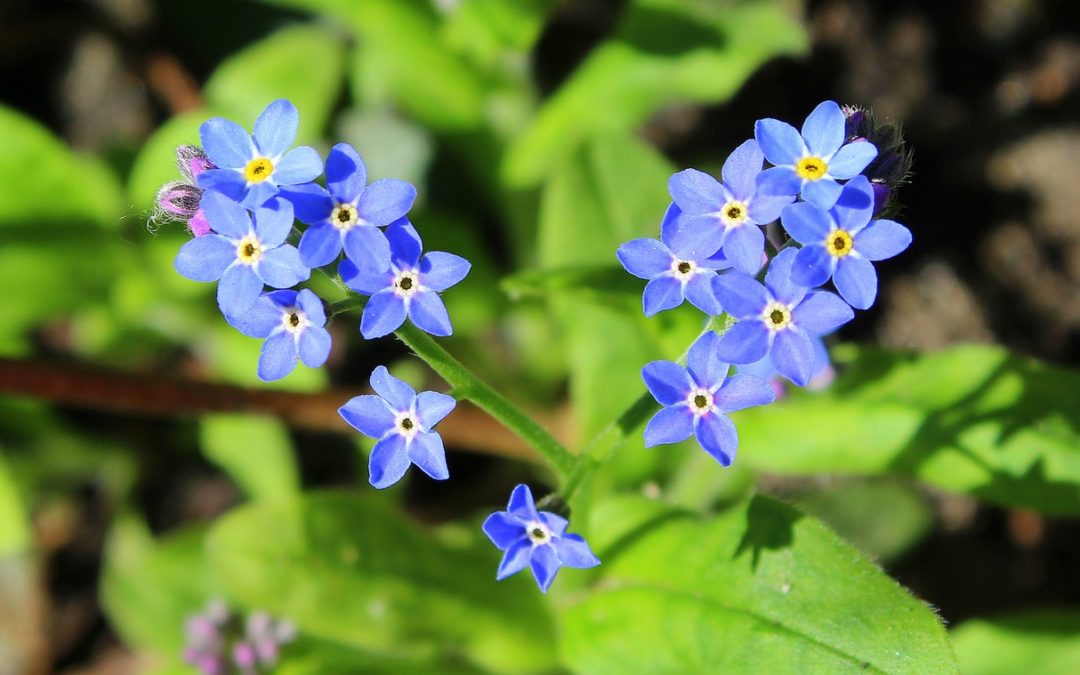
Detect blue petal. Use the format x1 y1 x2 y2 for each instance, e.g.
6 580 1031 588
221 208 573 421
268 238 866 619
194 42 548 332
339 394 398 438
801 178 844 210
280 183 333 225
200 191 252 239
828 141 878 179
407 432 449 480
408 292 453 336
325 143 367 203
483 512 526 550
297 288 326 325
257 332 298 381
832 176 875 233
668 169 724 216
764 248 807 306
642 276 684 317
791 245 834 288
369 434 410 489
722 224 765 275
747 193 793 225
420 252 471 292
239 182 279 209
507 484 539 520
793 291 854 336
200 116 253 168
175 235 235 282
343 226 392 276
555 534 601 569
358 179 417 226
712 273 767 318
415 391 456 428
257 246 310 289
273 146 323 186
643 406 695 447
664 213 724 261
617 238 672 280
386 222 423 268
800 100 844 158
197 169 248 203
496 539 533 580
217 265 263 315
756 166 801 197
833 255 878 310
252 99 298 158
540 512 568 537
695 413 738 466
716 320 770 365
721 139 764 200
252 198 294 248
771 329 815 386
686 331 726 389
530 544 561 593
361 291 407 339
855 219 912 261
369 365 416 411
754 118 804 166
341 260 391 296
684 273 721 315
641 360 693 405
299 224 343 268
712 374 776 412
298 326 331 368
225 293 281 337
780 202 832 245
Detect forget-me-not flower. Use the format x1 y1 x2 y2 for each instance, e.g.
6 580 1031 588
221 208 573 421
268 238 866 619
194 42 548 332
338 366 456 489
482 484 600 593
226 289 331 381
341 222 470 339
642 331 775 466
284 143 417 271
783 176 912 309
174 192 309 316
616 204 727 317
755 100 878 209
712 248 853 386
664 139 794 273
196 99 323 208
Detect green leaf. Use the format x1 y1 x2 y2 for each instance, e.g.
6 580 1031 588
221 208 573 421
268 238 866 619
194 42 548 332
0 453 30 557
562 494 957 674
199 415 299 501
501 265 642 305
952 611 1080 675
737 345 1080 515
502 0 809 186
206 491 558 673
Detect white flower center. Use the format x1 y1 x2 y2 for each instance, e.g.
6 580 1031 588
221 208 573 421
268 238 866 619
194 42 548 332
331 203 360 231
395 411 420 439
525 520 552 545
281 307 307 335
671 258 697 281
236 235 262 266
687 387 715 416
761 301 793 331
719 200 749 228
392 270 421 298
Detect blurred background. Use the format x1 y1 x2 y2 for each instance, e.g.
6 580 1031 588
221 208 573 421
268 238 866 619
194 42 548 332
1 0 1080 672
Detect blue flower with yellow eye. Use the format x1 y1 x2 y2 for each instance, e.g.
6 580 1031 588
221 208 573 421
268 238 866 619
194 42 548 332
196 99 323 208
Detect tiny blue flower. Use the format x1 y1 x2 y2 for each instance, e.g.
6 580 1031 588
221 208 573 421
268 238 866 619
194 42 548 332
338 366 456 489
341 222 471 339
616 204 728 317
482 484 600 593
196 99 324 208
783 176 913 309
712 248 854 386
642 331 775 466
226 289 331 381
174 192 310 316
282 143 417 271
664 139 795 273
755 100 878 210
738 334 834 394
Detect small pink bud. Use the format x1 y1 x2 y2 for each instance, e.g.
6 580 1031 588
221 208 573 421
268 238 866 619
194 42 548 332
188 209 212 237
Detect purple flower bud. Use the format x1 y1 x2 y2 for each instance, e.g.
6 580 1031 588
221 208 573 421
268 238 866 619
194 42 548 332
188 208 212 237
233 641 257 669
177 144 215 182
840 105 912 217
157 182 202 219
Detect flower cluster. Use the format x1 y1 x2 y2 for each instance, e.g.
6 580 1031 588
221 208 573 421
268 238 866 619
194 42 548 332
182 600 295 675
620 100 912 465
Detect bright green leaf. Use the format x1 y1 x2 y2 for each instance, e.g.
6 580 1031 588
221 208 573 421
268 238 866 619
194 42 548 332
0 453 29 557
952 611 1080 675
199 415 299 501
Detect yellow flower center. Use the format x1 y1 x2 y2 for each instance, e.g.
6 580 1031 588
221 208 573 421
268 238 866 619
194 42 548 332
762 302 793 331
331 203 360 230
243 157 274 183
826 229 854 257
236 235 262 265
795 156 828 181
719 200 749 228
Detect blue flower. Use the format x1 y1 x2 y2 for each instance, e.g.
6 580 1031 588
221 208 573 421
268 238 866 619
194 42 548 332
783 176 912 309
482 484 600 593
755 100 878 209
664 139 795 273
226 289 331 381
738 334 834 394
174 192 309 316
341 222 471 339
282 143 417 271
642 331 775 466
713 248 854 386
616 205 728 317
196 99 324 208
338 366 456 489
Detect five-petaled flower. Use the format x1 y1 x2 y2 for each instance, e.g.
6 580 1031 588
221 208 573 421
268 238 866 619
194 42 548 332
174 192 309 316
642 331 776 466
338 366 456 489
755 100 878 210
664 139 794 273
782 175 912 309
226 289 331 381
196 99 323 208
285 143 417 271
341 222 471 339
712 248 854 386
482 484 600 593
